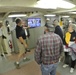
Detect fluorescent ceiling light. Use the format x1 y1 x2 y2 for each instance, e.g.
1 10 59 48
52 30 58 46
69 12 76 14
36 0 58 9
8 14 27 17
58 0 75 9
35 0 75 9
44 14 56 17
62 16 70 17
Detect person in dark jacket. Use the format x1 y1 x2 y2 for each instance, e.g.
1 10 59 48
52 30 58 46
53 19 63 42
63 23 76 73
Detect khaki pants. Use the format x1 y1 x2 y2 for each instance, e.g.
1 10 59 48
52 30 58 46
17 39 25 55
0 36 7 54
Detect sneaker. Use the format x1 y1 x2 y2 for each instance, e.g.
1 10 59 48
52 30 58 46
23 57 30 62
63 64 69 68
4 52 8 54
14 62 20 69
26 48 30 52
1 54 4 57
70 68 74 73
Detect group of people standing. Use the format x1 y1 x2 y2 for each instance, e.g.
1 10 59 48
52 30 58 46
0 18 76 75
35 19 76 75
0 18 30 69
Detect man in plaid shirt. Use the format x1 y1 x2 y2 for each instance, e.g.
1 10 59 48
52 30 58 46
35 25 63 75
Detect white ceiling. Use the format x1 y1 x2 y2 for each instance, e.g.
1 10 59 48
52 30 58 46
0 0 76 20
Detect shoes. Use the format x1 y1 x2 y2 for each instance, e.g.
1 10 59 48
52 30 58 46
1 54 4 57
26 48 30 52
70 68 74 73
25 48 30 54
23 57 30 62
14 62 20 69
4 52 8 54
63 64 69 68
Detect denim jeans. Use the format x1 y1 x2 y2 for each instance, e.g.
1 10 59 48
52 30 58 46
41 63 58 75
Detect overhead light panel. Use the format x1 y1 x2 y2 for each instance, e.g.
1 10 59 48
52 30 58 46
35 0 75 9
69 12 76 14
62 16 70 18
36 0 58 9
8 14 27 17
58 0 75 9
44 14 56 17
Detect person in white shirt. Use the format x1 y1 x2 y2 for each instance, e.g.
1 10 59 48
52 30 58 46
22 21 30 52
0 22 8 57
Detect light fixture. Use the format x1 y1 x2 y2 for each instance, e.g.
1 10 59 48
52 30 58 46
44 14 56 17
69 12 76 14
58 0 75 9
36 0 58 9
8 14 27 17
35 0 75 9
62 16 70 18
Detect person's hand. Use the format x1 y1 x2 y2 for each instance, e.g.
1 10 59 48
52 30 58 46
23 27 27 29
28 25 30 28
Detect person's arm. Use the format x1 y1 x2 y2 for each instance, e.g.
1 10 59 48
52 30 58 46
19 37 28 48
34 38 42 64
23 27 28 29
60 37 64 54
23 26 30 29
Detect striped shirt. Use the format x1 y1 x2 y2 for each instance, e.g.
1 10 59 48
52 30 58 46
35 32 63 64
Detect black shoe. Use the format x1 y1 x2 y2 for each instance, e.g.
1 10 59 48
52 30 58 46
4 52 8 54
26 49 30 52
14 62 20 69
1 54 4 57
23 57 30 62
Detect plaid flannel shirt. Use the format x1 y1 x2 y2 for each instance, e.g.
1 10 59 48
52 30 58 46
35 32 63 64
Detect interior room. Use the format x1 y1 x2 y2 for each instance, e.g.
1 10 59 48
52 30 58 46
0 0 76 75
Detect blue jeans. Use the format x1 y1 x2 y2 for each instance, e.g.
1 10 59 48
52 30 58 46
41 63 58 75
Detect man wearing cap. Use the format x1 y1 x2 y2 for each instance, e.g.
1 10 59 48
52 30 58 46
35 25 63 75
